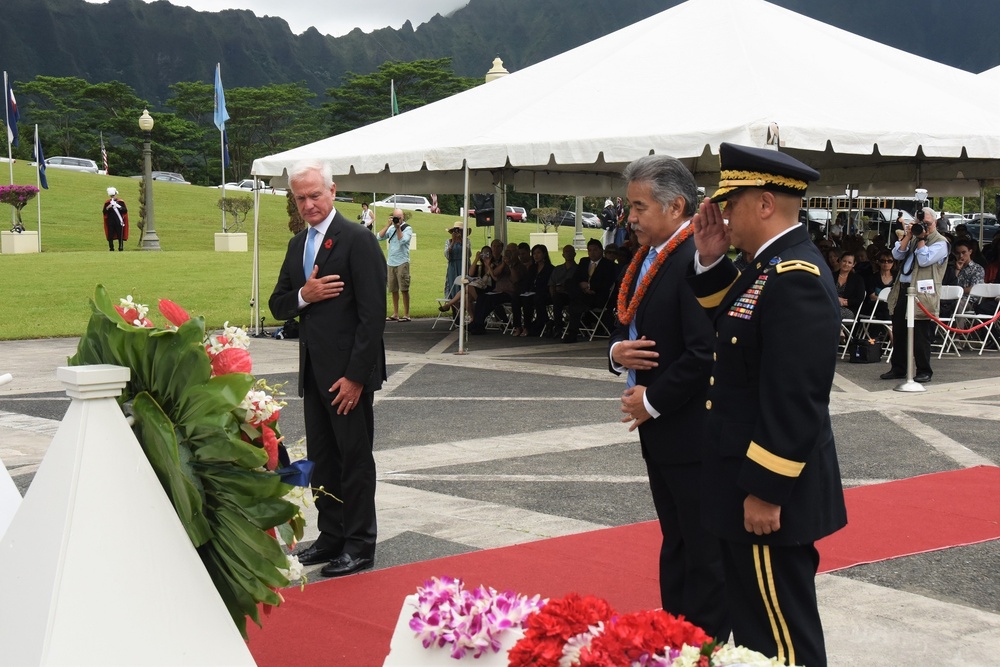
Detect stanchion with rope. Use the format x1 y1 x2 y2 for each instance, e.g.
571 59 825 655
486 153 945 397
894 287 1000 393
896 286 925 393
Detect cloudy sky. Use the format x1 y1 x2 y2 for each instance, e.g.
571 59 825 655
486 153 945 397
85 0 470 36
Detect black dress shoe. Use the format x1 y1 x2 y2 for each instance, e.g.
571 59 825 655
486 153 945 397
295 543 341 566
879 370 905 380
914 373 932 383
320 553 374 578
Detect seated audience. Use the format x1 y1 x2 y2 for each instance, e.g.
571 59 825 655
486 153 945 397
562 238 616 344
834 250 866 321
548 245 579 337
521 244 554 335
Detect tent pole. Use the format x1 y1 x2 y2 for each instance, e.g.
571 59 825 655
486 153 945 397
251 182 261 336
458 164 470 354
980 182 986 248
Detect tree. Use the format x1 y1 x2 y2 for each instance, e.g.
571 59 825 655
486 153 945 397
324 58 480 136
217 195 253 232
224 83 324 179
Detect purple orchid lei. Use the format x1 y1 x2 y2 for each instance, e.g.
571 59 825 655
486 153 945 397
409 576 547 659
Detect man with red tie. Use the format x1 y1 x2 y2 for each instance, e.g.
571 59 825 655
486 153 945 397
269 161 387 578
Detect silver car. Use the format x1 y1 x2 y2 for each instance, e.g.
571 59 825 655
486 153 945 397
45 156 99 174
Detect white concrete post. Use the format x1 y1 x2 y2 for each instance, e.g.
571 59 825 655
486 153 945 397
0 365 255 665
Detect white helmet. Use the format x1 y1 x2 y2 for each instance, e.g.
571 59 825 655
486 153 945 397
107 187 118 197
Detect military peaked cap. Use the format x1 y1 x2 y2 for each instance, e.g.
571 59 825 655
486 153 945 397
710 143 820 203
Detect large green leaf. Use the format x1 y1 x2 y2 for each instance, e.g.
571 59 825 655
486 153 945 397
191 433 268 468
132 392 213 546
72 286 300 635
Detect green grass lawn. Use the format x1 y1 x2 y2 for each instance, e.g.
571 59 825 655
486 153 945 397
0 162 602 339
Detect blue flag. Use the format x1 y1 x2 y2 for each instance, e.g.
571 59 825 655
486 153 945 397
5 73 19 148
214 63 229 132
33 125 47 189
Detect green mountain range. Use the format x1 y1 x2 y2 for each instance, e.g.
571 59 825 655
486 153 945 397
4 0 998 103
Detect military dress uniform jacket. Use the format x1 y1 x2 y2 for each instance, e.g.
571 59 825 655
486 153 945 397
688 225 848 545
609 237 715 465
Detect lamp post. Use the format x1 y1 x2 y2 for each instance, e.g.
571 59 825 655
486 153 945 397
895 187 928 393
138 109 160 251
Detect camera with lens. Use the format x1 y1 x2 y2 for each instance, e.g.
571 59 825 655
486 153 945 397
392 216 402 224
910 208 925 236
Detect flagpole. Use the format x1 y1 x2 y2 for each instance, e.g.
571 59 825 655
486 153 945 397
4 72 12 186
215 62 229 234
34 125 41 251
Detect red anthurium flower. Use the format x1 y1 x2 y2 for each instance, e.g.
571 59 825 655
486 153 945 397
210 347 252 376
261 424 279 470
113 305 153 327
323 238 333 249
158 299 191 326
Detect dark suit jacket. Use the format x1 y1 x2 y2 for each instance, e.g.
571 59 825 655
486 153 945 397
688 225 848 545
269 210 387 397
573 257 617 303
609 237 714 465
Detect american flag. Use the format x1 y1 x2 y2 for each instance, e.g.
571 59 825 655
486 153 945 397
100 132 108 175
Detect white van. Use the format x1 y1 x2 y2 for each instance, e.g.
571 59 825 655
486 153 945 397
373 194 432 212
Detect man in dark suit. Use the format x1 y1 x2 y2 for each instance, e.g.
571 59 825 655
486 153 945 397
562 238 616 343
689 143 848 667
269 161 387 578
609 155 728 639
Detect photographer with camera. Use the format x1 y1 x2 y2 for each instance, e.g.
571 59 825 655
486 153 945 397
376 208 413 321
358 202 375 231
881 207 950 383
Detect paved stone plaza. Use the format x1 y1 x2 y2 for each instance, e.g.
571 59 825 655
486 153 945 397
1 322 998 665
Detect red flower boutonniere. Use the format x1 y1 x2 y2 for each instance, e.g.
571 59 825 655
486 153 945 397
616 226 693 325
323 239 333 250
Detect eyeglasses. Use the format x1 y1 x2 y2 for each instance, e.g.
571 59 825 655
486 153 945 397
878 259 894 264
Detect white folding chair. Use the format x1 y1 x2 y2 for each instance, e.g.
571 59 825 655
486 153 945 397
954 283 1000 355
933 285 965 358
432 299 454 330
839 303 864 359
857 287 893 361
578 291 615 341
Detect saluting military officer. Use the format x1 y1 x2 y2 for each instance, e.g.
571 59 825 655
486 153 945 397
688 143 847 667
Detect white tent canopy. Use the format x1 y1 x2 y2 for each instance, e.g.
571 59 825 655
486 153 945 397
253 0 1000 198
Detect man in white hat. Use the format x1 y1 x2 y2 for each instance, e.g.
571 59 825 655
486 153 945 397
102 186 129 251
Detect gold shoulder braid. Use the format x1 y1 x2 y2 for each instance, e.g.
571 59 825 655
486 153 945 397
776 260 820 276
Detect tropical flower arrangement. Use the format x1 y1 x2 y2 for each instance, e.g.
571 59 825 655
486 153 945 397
0 184 39 231
408 578 800 667
409 576 546 659
69 286 305 637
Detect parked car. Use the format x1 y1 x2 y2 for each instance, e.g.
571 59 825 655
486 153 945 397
551 210 603 228
798 208 831 236
219 178 285 194
964 220 1000 243
506 206 528 222
373 194 433 212
151 171 190 184
45 156 99 174
939 212 965 232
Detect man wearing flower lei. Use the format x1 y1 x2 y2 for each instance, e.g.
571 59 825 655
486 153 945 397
609 155 729 640
269 160 388 578
689 143 848 667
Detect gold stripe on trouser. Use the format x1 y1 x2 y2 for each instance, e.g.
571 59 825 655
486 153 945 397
753 544 795 666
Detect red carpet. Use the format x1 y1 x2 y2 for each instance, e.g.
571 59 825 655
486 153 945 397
247 466 1000 667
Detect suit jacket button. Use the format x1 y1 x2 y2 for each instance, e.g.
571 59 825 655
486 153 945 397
731 336 738 344
705 400 712 410
709 376 714 386
713 352 717 361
